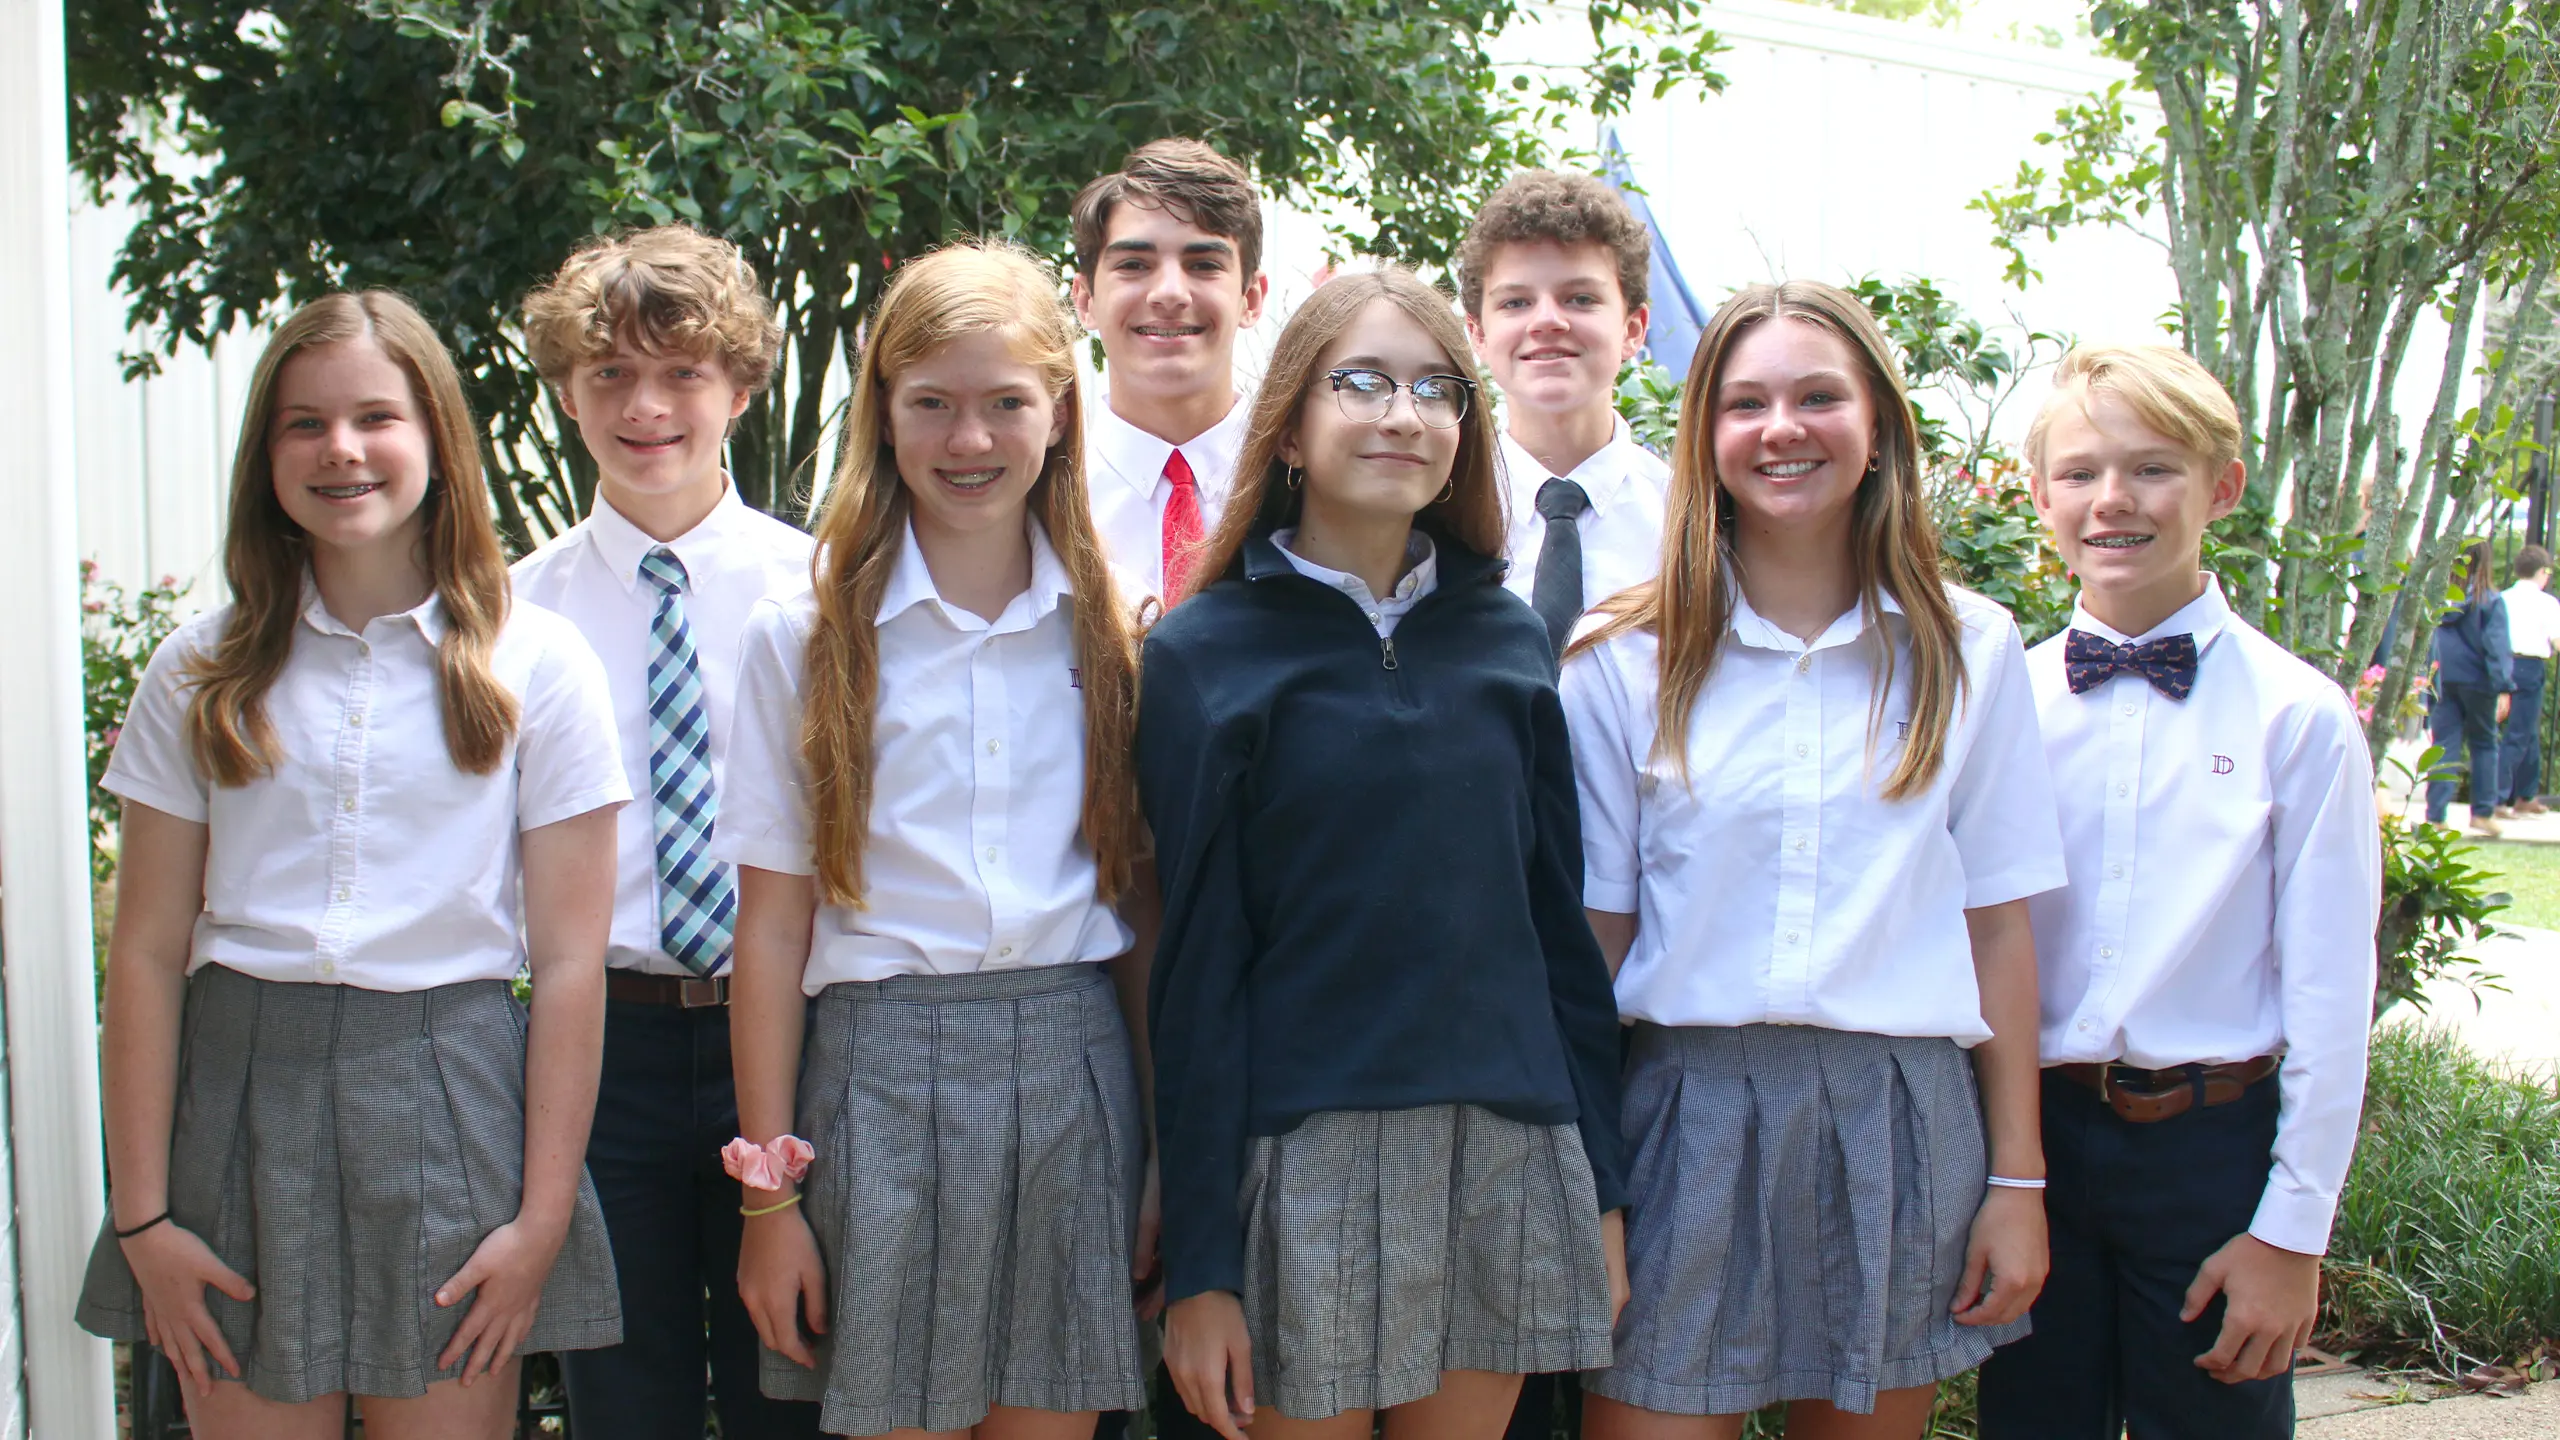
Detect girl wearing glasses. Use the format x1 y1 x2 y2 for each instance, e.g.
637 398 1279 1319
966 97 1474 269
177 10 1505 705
1137 265 1628 1440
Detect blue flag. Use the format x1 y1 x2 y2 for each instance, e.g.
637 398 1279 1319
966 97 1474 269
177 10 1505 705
1605 132 1708 378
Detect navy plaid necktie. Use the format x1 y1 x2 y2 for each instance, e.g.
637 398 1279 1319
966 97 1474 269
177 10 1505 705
2064 628 2199 700
637 547 736 974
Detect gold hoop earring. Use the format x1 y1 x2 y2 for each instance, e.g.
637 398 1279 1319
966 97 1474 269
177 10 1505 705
1286 465 1304 490
1435 479 1455 504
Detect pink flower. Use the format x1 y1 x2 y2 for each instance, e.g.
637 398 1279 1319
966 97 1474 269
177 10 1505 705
2364 664 2387 684
103 725 122 748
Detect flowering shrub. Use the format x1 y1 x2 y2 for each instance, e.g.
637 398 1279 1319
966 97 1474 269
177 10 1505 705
82 560 189 885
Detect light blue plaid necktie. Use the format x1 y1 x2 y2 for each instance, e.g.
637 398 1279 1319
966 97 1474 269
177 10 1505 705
637 547 735 975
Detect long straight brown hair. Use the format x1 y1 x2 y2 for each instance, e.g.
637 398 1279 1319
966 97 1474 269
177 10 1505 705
186 291 518 784
1573 280 1966 800
802 242 1139 908
1185 266 1506 596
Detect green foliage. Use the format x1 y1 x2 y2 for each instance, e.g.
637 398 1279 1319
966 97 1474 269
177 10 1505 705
79 560 188 887
67 0 1725 546
1613 357 1683 457
2374 750 2511 1021
2324 1025 2560 1372
1934 464 2074 646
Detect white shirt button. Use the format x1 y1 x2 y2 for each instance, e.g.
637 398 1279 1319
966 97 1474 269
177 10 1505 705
2109 864 2123 879
1339 578 1358 591
985 739 1001 755
2121 704 2135 717
333 886 351 902
1793 838 1808 852
316 958 336 978
1784 931 1799 944
1367 611 1382 625
2099 945 2116 959
984 846 999 863
2116 784 2130 797
341 796 357 813
998 945 1014 958
2077 1019 2092 1031
1795 744 1809 758
348 709 366 727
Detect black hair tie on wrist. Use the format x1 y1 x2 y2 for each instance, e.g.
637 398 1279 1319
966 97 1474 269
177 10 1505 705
114 1210 172 1241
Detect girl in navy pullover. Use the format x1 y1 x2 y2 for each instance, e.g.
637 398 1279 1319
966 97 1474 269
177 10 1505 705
1136 266 1628 1440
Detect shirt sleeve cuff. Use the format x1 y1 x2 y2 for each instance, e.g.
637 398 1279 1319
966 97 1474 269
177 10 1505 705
520 781 632 833
714 835 817 876
1584 873 1639 912
101 772 209 825
1961 859 2070 910
2246 1188 2340 1257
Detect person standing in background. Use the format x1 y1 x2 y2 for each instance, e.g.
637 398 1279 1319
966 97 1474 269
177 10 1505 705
1458 170 1669 666
2426 540 2512 836
1072 139 1270 606
2497 544 2559 817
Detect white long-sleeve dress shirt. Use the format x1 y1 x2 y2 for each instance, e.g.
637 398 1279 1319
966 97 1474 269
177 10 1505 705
2027 580 2381 1254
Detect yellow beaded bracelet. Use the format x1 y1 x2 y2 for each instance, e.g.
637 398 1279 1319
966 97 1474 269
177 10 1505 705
739 1192 804 1218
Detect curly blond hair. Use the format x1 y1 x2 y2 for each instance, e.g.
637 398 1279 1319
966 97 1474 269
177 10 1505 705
522 224 782 392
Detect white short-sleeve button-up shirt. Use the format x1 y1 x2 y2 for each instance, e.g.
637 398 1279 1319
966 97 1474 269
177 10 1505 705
716 519 1134 991
1562 584 2065 1042
102 585 630 990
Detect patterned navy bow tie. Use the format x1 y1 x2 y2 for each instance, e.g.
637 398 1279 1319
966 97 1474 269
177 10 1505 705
2064 628 2198 699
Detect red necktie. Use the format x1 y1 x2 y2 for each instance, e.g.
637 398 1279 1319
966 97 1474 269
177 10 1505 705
1161 449 1204 604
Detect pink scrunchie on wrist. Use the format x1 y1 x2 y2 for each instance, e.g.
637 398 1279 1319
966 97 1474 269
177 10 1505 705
722 1134 816 1192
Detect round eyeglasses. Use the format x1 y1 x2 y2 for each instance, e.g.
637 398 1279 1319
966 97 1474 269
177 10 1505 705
1327 367 1477 429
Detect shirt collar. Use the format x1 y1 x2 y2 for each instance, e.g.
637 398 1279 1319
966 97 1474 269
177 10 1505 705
297 571 449 643
1500 414 1649 513
1087 388 1251 498
583 476 748 594
1726 582 1905 655
875 514 1074 631
1268 527 1439 604
2070 576 2232 653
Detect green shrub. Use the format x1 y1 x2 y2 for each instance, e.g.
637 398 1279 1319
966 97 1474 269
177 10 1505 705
2323 1025 2560 1371
81 560 188 885
2376 751 2512 1019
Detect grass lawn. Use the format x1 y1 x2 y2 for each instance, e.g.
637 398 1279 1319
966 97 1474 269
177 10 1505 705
2467 839 2560 929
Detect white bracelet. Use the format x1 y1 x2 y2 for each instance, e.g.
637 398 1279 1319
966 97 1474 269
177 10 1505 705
1986 1175 2048 1190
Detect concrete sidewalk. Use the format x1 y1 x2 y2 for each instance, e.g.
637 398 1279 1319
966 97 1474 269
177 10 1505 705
2299 1369 2559 1436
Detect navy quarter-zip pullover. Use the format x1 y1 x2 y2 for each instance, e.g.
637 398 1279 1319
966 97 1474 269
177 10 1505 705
1136 526 1628 1304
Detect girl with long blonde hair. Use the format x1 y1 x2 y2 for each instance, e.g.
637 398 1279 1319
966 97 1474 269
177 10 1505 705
723 241 1149 1440
1566 280 2063 1440
77 291 628 1440
1140 266 1628 1440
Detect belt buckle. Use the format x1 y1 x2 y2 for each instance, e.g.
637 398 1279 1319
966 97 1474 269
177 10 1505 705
679 978 727 1008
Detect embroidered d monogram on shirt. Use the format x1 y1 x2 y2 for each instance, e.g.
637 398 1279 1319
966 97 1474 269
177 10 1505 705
639 547 737 976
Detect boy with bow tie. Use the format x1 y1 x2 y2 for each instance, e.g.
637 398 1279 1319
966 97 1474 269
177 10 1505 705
1976 345 2381 1440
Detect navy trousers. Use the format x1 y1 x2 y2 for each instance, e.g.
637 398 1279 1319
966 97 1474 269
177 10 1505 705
2426 682 2504 822
2502 656 2547 805
562 997 823 1440
1977 1070 2292 1440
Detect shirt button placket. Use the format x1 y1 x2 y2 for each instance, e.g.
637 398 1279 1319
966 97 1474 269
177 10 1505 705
973 636 1019 967
1772 646 1820 1018
319 640 374 981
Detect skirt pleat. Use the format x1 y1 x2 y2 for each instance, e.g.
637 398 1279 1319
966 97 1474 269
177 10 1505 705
761 962 1145 1437
1590 1023 2026 1417
1240 1104 1612 1420
74 964 621 1403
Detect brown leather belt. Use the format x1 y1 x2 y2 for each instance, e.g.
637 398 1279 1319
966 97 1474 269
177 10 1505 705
605 971 730 1008
2052 1055 2279 1124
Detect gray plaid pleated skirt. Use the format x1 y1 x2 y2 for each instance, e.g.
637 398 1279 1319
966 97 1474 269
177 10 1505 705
74 964 622 1403
762 961 1145 1436
1589 1023 2028 1417
1240 1104 1613 1420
